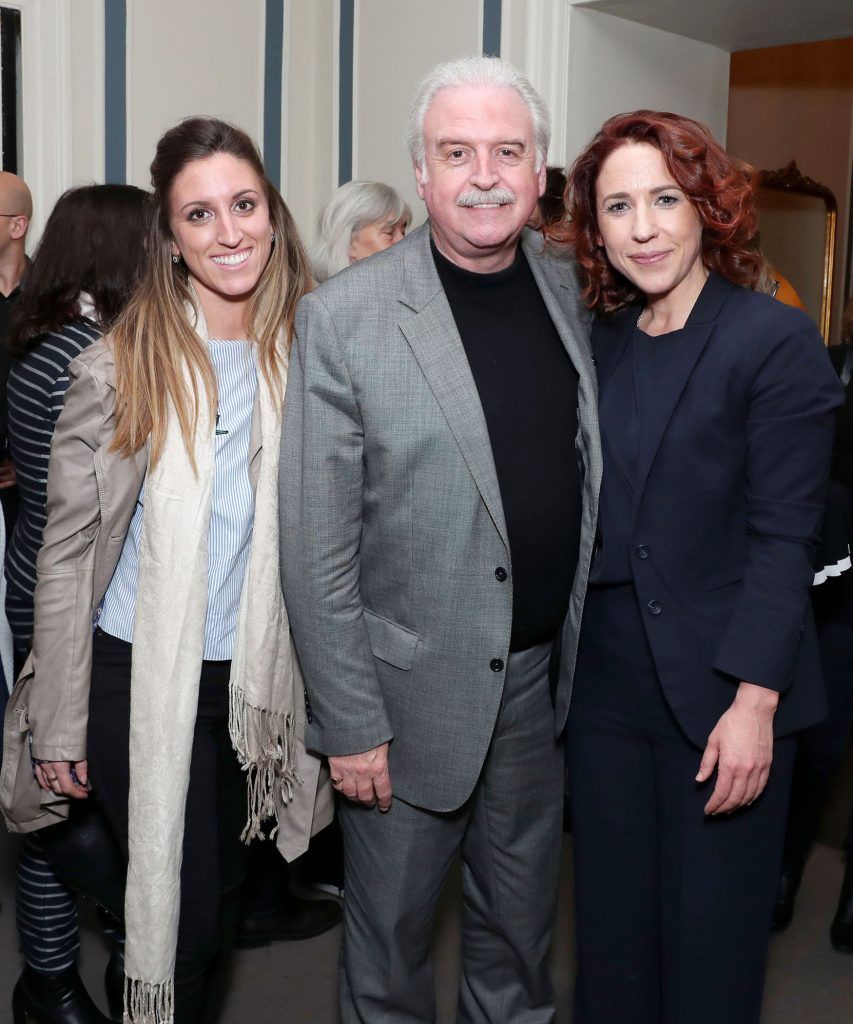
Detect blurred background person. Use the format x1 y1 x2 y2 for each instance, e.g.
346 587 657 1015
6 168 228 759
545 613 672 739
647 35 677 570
772 295 853 954
753 244 806 311
5 183 150 1024
527 164 569 235
0 172 33 541
310 179 410 283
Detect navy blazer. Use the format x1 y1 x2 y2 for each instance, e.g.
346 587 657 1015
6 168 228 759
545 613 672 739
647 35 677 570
592 272 844 748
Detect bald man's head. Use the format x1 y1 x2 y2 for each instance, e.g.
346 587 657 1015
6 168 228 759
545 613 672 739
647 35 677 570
0 172 31 220
0 172 30 268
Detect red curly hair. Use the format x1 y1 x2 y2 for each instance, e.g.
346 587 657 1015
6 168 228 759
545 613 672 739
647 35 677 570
561 110 762 313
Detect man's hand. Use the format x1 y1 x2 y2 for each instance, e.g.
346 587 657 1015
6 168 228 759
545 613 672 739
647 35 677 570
329 742 392 811
696 682 778 815
34 759 89 800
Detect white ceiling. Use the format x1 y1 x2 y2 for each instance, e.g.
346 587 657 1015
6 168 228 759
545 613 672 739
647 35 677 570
572 0 853 52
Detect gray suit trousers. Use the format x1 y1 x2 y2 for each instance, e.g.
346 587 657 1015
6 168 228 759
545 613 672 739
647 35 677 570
338 642 564 1023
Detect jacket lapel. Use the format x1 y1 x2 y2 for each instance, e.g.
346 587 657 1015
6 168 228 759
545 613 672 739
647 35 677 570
632 272 733 505
398 226 509 551
248 393 262 489
523 233 597 384
592 304 636 390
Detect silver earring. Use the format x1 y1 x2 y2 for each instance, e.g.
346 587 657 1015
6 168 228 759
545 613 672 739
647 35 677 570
171 253 181 264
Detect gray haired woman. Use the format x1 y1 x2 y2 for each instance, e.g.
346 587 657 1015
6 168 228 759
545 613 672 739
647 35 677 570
311 180 411 282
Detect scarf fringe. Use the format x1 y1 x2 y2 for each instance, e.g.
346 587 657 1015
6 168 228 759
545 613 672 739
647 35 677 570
124 977 174 1024
229 684 300 842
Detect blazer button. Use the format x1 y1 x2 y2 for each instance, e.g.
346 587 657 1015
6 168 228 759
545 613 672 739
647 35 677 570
495 566 507 582
647 600 662 616
635 544 650 559
490 658 504 672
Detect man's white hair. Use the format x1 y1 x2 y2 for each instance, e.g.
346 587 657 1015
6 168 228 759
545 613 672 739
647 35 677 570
406 55 551 176
310 180 412 283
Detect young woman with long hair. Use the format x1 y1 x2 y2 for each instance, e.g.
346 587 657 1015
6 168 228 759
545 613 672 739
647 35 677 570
1 117 330 1024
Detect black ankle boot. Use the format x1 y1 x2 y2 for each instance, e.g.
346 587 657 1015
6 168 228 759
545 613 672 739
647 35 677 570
771 865 803 932
830 860 853 954
12 964 112 1024
236 893 342 948
103 935 125 1022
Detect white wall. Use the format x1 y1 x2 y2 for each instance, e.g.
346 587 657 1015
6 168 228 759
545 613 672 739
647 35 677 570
125 0 266 190
68 0 104 186
564 7 731 164
10 0 735 252
352 0 481 232
283 0 336 239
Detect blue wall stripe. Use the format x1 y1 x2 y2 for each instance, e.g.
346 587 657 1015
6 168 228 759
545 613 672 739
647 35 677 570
482 0 502 57
104 0 127 183
264 0 284 188
338 0 354 186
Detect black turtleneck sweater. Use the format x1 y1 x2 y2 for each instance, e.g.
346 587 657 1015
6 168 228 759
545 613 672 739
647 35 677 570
432 241 581 650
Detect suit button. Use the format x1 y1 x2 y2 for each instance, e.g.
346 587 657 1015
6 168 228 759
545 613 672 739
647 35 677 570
635 544 650 559
490 658 504 672
647 600 662 616
495 566 507 582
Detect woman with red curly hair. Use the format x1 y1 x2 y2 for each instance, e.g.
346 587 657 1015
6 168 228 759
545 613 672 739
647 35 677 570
562 110 842 1023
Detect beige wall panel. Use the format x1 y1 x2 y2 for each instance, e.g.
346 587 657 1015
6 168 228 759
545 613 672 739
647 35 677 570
69 0 104 185
126 0 265 189
353 0 482 229
501 0 532 70
565 9 730 163
284 0 335 241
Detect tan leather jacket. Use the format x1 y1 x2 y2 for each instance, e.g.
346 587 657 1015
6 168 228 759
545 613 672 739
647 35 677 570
1 340 331 853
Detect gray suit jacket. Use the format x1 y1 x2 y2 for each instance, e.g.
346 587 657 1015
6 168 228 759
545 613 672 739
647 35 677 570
280 222 601 812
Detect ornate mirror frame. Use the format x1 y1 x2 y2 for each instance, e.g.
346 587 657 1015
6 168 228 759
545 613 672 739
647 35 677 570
756 161 837 343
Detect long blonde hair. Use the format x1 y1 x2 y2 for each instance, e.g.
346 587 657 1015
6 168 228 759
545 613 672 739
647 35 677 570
110 117 312 468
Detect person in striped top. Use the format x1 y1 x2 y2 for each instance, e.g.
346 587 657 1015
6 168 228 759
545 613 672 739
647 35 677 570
5 183 150 1024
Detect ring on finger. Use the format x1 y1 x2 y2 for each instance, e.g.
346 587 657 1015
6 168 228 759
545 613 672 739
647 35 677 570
331 776 343 785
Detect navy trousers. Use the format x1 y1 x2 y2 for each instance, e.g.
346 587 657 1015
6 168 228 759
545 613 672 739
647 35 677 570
567 584 796 1024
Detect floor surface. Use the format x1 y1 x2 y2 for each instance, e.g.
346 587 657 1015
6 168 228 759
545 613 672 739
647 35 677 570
0 755 851 1023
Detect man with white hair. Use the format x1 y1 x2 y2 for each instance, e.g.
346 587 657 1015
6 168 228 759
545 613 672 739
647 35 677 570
281 56 601 1021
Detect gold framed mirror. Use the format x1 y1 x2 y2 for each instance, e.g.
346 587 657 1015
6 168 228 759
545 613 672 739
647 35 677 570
756 162 837 343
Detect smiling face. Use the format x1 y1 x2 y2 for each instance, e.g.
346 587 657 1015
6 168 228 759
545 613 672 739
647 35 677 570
348 214 408 263
168 152 272 329
415 84 545 273
594 141 707 314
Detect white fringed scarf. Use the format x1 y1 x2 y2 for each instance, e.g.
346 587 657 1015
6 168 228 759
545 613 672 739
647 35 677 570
122 308 297 1024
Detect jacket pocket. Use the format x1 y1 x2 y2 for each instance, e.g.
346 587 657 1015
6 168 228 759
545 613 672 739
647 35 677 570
0 673 39 828
363 608 420 671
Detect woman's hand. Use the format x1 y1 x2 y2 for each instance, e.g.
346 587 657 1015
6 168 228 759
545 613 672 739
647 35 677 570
34 759 89 800
696 682 778 815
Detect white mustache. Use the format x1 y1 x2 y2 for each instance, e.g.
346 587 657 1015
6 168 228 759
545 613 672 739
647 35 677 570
456 188 516 208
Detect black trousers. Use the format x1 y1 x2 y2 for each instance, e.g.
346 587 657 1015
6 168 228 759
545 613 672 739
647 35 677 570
567 584 796 1024
782 585 853 869
87 629 249 1024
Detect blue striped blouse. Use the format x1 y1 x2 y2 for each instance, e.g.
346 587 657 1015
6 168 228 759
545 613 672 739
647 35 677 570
98 339 258 660
5 319 102 651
